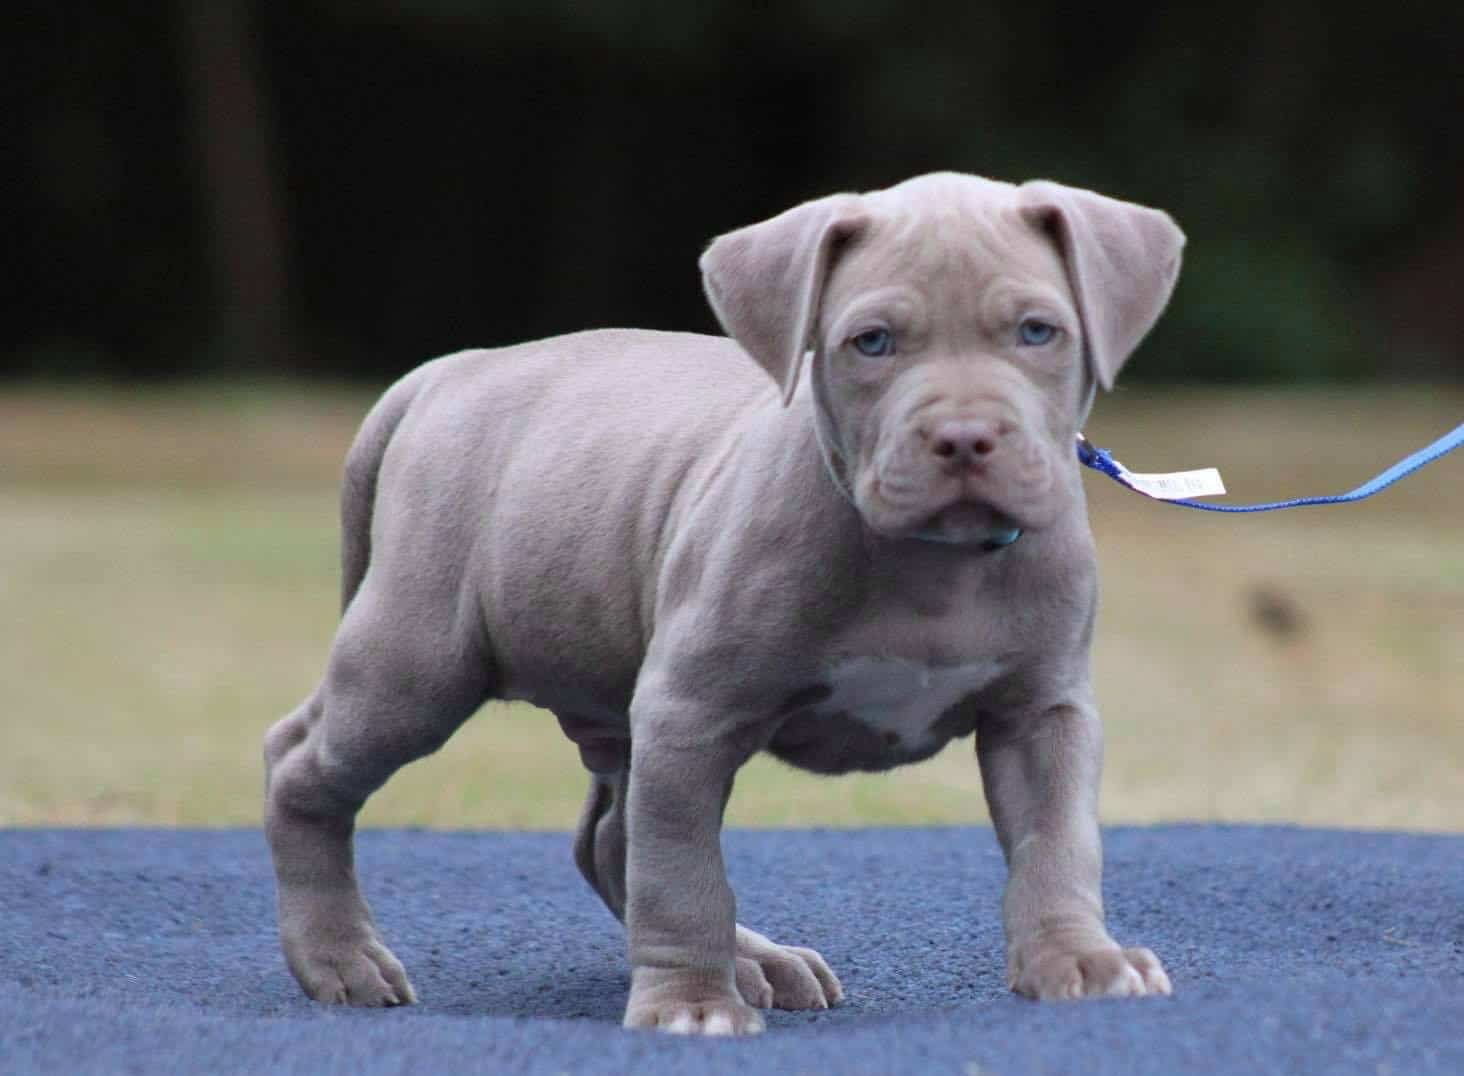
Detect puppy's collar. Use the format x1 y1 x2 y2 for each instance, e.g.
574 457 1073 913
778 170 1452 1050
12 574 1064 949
809 368 859 507
910 522 1023 550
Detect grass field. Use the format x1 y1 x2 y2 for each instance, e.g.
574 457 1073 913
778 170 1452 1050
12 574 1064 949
2 383 1461 830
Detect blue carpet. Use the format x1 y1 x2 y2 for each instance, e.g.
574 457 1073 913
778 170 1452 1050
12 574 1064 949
2 826 1461 1074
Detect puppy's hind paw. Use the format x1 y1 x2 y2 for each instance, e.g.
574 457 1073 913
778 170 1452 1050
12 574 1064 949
283 929 417 1007
735 924 844 1010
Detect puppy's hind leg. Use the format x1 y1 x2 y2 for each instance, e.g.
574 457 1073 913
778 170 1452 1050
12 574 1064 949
264 594 491 1007
571 752 630 922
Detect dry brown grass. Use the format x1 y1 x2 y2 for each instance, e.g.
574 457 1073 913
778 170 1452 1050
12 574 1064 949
2 383 1460 830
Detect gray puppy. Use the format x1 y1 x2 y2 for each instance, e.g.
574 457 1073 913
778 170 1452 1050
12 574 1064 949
264 172 1184 1035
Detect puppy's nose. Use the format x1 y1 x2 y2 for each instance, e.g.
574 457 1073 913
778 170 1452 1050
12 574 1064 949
927 417 1010 467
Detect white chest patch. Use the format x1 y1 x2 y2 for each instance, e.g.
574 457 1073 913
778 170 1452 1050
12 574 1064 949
813 657 998 748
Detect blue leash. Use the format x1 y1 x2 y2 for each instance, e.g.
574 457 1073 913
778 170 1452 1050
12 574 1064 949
1076 421 1464 512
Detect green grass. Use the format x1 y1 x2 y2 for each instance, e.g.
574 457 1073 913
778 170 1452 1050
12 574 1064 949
3 383 1461 830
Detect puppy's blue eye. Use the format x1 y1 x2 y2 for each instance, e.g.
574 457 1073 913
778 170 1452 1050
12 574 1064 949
1018 319 1057 346
852 328 894 357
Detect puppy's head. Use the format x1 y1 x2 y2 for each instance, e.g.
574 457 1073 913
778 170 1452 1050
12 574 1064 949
701 172 1184 545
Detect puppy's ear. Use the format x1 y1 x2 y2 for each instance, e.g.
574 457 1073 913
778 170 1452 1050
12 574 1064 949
1019 181 1185 390
700 193 868 404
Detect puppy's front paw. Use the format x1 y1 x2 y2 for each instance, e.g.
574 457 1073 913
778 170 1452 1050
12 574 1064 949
624 997 766 1036
735 925 844 1010
1010 940 1170 1001
624 965 765 1035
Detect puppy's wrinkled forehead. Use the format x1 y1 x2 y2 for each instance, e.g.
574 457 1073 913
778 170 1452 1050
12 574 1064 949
822 174 1072 327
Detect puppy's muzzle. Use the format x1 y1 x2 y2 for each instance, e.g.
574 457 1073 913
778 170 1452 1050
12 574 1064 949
919 408 1042 529
921 414 1016 473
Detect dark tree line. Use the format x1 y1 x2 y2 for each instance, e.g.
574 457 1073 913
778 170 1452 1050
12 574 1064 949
9 1 1464 382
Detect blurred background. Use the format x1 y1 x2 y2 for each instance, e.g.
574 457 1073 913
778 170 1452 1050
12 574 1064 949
4 1 1461 830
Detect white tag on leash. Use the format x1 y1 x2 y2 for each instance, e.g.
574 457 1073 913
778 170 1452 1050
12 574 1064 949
1112 461 1227 500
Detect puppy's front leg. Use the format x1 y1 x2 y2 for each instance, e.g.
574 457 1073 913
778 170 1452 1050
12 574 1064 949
622 692 765 1035
977 700 1171 1000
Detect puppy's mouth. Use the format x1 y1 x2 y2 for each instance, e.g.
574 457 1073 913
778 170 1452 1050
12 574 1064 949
857 456 1058 548
910 498 1023 547
860 474 1027 547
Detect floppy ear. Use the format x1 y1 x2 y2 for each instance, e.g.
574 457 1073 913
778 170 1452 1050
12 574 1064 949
700 193 868 404
1018 181 1185 390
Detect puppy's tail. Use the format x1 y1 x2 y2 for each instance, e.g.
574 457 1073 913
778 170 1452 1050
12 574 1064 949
338 371 423 615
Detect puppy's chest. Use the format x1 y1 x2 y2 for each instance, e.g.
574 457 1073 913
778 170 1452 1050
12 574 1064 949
820 655 996 728
769 656 1004 775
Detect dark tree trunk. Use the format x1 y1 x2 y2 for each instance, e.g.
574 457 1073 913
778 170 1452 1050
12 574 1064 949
177 0 291 372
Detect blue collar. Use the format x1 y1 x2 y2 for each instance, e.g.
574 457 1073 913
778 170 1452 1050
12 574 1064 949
908 522 1022 551
982 525 1023 551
